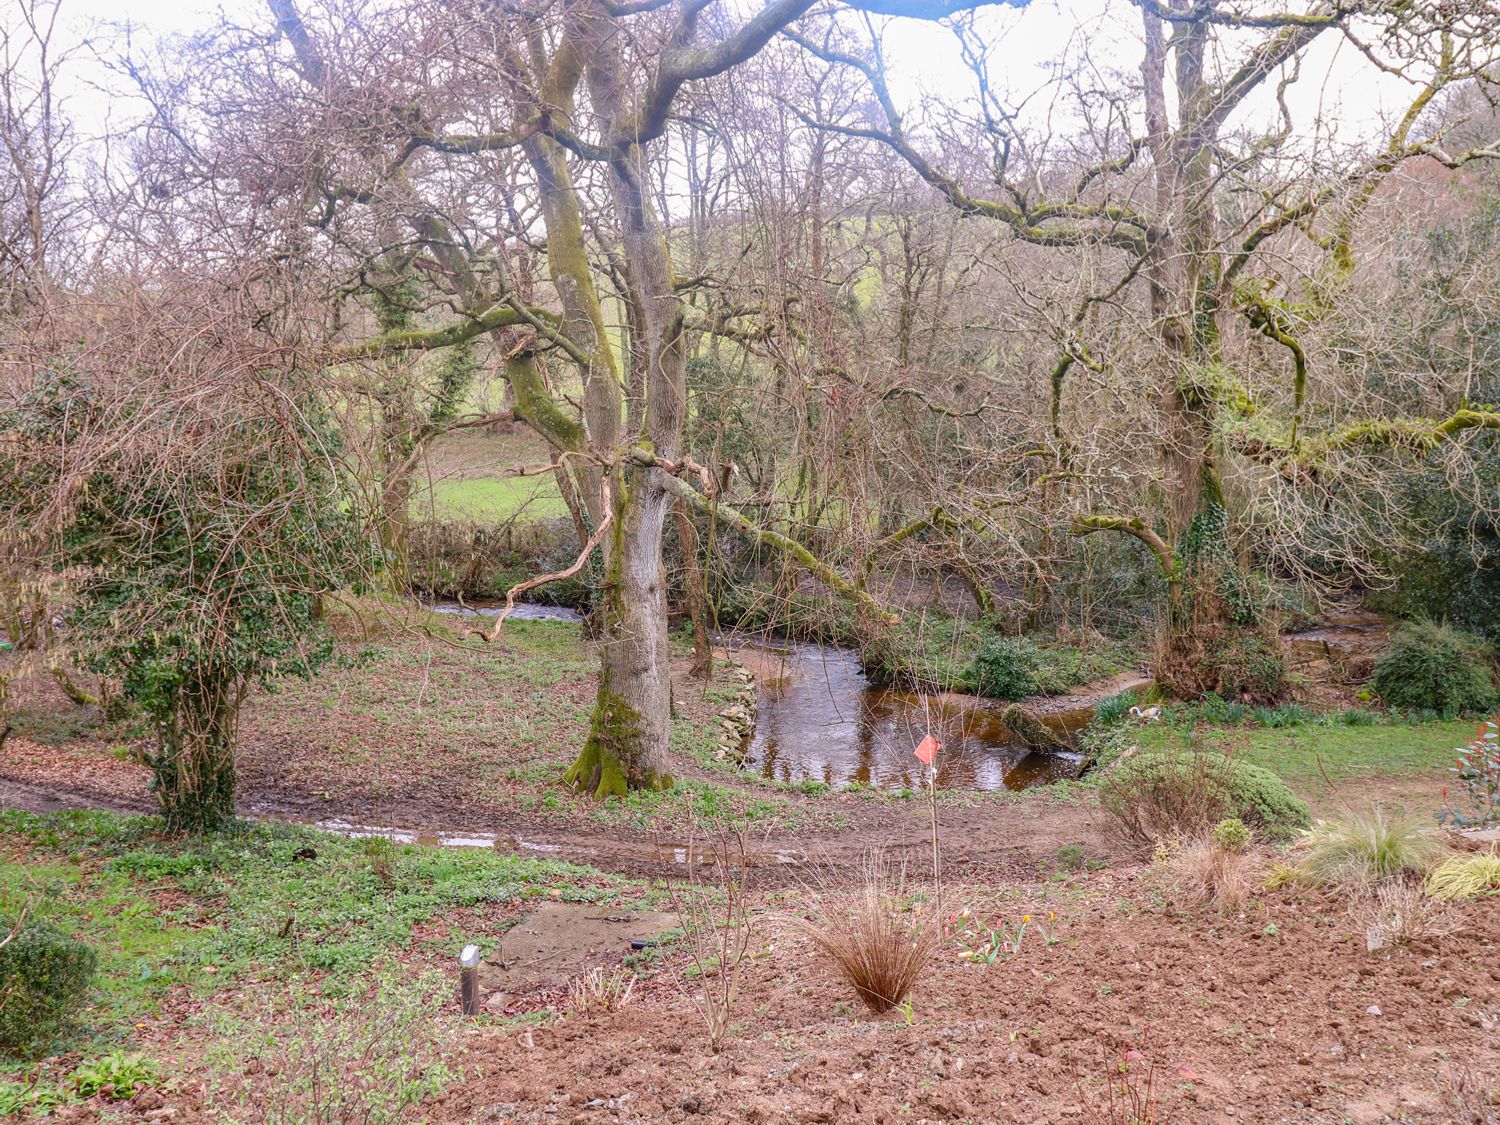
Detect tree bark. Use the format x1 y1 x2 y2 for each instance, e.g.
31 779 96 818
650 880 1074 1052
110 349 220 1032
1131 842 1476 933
148 668 242 834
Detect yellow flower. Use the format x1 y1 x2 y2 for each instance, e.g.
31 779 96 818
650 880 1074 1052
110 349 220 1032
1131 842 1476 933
1023 914 1030 923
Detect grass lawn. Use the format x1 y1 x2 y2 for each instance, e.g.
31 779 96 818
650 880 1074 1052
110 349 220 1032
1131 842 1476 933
1133 713 1473 786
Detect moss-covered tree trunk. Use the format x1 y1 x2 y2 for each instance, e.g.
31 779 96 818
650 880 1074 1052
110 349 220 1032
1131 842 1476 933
147 668 242 834
565 468 675 794
1140 8 1280 698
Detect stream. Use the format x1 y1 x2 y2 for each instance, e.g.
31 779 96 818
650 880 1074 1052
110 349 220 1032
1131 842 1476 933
727 636 1091 793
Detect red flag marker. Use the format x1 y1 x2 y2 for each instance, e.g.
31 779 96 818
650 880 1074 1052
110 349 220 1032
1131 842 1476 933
914 734 941 765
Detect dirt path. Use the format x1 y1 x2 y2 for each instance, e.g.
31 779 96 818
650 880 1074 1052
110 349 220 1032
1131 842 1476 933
0 738 1110 884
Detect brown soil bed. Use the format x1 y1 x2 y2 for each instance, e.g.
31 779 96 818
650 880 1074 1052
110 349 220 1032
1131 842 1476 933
437 887 1499 1124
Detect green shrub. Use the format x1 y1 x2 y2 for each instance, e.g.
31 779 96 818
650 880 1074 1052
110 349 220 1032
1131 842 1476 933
1099 750 1309 852
1298 807 1446 886
1211 817 1251 852
0 920 98 1057
1371 620 1499 714
70 1051 160 1100
966 637 1040 700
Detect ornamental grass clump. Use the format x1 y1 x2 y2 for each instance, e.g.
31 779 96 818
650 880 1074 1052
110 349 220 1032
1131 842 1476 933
1162 835 1261 913
1298 806 1447 887
797 853 941 1015
1426 851 1500 901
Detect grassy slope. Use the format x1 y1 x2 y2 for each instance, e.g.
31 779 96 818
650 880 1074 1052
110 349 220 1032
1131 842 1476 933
1131 715 1473 786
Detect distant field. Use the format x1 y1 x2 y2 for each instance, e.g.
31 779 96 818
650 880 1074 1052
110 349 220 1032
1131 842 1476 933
1136 715 1473 785
418 474 568 521
413 425 568 523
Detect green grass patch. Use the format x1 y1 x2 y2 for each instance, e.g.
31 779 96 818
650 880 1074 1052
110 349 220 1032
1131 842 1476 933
0 809 620 1064
1131 716 1474 786
418 475 567 522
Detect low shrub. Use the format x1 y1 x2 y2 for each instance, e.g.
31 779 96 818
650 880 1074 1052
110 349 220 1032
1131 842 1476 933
966 637 1040 700
1371 620 1499 715
1211 817 1251 852
796 853 940 1015
1439 713 1500 829
1098 750 1309 853
1162 836 1260 912
1426 851 1500 901
1298 807 1446 886
0 919 98 1058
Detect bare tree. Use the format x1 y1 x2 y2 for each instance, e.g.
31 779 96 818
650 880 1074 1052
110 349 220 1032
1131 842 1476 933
794 0 1500 693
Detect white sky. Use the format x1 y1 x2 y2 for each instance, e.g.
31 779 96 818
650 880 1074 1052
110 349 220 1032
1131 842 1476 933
35 0 1426 153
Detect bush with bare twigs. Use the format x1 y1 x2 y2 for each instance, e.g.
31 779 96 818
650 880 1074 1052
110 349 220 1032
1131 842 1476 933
1440 1061 1500 1124
657 824 757 1051
1099 750 1308 853
795 852 941 1016
1075 1046 1171 1125
566 966 637 1015
1357 880 1460 951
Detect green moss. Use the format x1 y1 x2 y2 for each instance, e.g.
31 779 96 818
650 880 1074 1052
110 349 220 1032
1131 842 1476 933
566 687 672 798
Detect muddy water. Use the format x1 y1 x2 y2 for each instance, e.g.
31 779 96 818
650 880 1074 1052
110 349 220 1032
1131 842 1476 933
732 638 1087 793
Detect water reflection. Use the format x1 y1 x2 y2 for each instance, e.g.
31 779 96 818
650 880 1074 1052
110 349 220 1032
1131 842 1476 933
736 639 1084 793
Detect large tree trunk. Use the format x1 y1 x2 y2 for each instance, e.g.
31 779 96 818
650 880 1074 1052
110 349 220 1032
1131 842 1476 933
147 668 242 834
565 469 675 794
1142 9 1281 699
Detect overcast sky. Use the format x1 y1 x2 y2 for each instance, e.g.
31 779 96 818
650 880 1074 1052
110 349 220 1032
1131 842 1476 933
35 0 1425 153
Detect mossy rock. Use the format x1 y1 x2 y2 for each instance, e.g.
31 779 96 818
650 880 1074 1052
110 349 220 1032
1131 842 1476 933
998 704 1066 751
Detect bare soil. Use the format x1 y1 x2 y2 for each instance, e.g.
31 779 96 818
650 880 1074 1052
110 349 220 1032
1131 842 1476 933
422 878 1499 1125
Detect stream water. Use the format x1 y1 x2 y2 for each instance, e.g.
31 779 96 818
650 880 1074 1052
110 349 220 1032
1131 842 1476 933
727 636 1089 793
